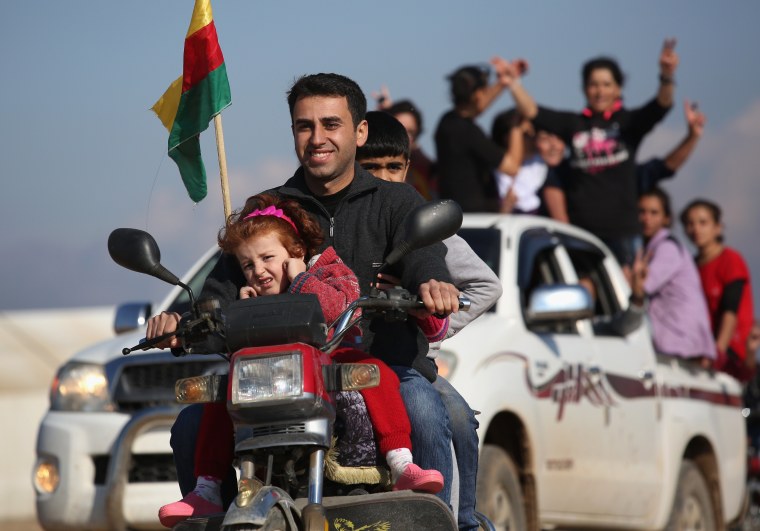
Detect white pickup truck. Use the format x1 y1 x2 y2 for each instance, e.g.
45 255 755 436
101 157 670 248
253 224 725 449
34 214 746 530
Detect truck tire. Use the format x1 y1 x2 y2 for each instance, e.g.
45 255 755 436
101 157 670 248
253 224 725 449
476 444 527 531
665 460 716 531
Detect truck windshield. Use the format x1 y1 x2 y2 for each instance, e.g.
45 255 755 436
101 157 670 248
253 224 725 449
457 228 501 312
166 250 222 315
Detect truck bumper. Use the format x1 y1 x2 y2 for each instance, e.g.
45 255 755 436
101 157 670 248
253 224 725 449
35 407 182 530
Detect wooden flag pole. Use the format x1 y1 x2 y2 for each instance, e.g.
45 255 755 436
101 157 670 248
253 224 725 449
213 114 232 220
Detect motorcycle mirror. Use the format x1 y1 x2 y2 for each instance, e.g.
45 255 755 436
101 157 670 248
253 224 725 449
108 228 181 286
383 200 463 267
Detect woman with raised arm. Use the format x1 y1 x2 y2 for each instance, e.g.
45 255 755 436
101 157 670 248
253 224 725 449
511 39 679 268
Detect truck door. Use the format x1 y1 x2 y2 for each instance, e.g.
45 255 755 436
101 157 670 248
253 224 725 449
561 235 662 522
517 229 612 517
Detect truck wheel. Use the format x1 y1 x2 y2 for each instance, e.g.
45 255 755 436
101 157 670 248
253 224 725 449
665 460 716 531
476 444 527 531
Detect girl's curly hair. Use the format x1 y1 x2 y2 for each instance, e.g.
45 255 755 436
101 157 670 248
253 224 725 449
218 193 324 259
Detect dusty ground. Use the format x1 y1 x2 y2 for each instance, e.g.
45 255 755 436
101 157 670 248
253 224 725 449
3 519 43 531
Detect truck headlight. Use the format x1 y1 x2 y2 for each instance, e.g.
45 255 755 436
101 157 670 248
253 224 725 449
232 352 302 404
33 455 59 494
436 349 458 380
50 362 113 412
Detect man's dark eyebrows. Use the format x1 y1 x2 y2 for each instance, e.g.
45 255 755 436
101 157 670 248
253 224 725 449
293 117 314 126
320 115 343 124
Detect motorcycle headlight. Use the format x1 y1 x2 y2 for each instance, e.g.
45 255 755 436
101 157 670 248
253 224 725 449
232 352 303 405
50 362 113 412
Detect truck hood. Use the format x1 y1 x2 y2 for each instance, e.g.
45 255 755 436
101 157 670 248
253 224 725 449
68 327 153 365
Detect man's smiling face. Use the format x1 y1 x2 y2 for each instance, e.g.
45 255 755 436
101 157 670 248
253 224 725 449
291 95 367 193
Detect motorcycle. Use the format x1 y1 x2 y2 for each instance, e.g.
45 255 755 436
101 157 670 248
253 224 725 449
108 200 494 531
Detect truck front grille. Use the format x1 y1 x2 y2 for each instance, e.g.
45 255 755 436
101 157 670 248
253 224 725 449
111 355 227 412
92 453 177 484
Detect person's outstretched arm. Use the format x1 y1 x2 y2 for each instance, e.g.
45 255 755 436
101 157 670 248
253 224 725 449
492 56 537 120
543 185 569 223
664 100 706 172
656 38 679 108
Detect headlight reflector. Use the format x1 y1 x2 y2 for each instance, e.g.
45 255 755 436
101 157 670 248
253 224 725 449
232 352 302 404
50 363 113 412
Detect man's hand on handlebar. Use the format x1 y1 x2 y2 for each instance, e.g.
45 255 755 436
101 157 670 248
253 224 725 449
418 279 460 317
146 311 182 349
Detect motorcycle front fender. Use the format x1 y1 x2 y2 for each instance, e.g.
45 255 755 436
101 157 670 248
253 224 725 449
222 486 299 528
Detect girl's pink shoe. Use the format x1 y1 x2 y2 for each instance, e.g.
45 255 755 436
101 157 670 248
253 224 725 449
392 463 444 494
158 492 223 528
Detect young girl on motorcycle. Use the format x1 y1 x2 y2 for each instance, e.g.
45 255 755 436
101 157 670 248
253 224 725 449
159 193 446 527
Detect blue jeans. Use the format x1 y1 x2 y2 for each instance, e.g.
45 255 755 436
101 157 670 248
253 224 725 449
434 375 480 531
390 365 453 506
170 404 237 507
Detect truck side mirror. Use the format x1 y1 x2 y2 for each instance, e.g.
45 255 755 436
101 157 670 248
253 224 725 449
525 284 594 324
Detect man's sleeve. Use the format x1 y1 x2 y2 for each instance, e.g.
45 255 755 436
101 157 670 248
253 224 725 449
720 280 746 314
199 252 245 308
594 303 645 337
388 185 452 291
637 158 675 195
443 234 502 338
718 251 751 313
629 98 671 141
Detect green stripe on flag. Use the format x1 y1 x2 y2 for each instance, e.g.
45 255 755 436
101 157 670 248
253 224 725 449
169 63 231 149
169 136 207 202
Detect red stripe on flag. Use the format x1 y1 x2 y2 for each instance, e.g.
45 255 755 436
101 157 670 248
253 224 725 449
182 22 225 93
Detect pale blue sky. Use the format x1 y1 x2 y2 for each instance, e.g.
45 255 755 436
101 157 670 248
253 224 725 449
2 1 760 310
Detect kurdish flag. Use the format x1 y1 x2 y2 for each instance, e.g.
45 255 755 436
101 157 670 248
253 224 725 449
151 0 231 203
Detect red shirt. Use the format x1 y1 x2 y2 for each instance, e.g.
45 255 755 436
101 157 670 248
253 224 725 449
697 247 754 360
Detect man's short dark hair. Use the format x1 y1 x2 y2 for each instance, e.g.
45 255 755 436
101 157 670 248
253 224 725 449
357 111 410 161
287 73 367 128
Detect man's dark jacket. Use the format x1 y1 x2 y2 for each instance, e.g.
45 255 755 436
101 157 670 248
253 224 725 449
200 164 452 380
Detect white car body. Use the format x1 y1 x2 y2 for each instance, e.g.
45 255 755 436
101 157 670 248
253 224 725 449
34 214 746 530
447 214 745 529
34 245 225 531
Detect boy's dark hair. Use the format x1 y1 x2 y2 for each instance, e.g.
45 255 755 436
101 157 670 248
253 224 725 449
582 57 625 88
387 99 424 138
640 187 673 226
287 73 367 128
356 111 410 161
448 65 490 106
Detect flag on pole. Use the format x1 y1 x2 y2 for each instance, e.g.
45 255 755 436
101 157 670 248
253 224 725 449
151 0 231 203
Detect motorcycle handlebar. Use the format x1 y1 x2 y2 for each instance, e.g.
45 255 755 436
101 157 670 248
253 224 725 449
121 330 181 356
124 294 470 356
356 295 470 312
